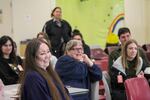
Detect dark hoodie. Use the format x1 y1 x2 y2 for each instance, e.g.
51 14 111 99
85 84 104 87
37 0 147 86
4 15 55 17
55 55 102 100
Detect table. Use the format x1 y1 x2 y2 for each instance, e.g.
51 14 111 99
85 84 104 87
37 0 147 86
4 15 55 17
3 84 88 100
4 84 20 100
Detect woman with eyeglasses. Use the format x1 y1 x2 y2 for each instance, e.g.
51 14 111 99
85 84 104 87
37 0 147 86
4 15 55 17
72 29 91 58
55 40 102 100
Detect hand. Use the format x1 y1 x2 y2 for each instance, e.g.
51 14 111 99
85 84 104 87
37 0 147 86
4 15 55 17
75 54 84 62
82 54 93 67
137 71 144 78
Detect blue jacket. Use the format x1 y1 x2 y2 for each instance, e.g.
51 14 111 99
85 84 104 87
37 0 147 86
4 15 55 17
55 55 102 100
21 71 68 100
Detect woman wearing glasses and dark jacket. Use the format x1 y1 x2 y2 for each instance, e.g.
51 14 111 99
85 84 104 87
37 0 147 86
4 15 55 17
55 40 102 100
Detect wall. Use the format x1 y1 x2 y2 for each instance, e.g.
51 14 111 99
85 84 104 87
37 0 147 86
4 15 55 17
0 0 12 37
124 0 148 45
11 0 149 47
12 0 51 53
56 0 124 48
147 0 150 44
0 0 150 53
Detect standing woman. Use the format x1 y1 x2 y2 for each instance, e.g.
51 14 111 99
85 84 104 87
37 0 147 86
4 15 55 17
110 39 145 100
43 7 72 58
0 35 23 85
19 39 71 100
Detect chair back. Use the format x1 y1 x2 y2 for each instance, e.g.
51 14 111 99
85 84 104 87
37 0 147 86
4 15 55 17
90 48 108 60
125 77 150 100
142 44 150 52
91 81 99 100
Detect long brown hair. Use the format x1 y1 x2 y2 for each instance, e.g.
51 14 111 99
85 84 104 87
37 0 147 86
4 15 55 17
37 32 51 48
121 39 140 69
19 38 70 100
0 35 18 66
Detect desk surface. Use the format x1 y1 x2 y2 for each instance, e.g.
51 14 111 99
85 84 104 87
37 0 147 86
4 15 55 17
4 84 20 100
3 84 89 100
67 87 89 95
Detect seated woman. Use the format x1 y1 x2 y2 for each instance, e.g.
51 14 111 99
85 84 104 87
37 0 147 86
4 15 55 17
72 29 91 58
0 35 23 85
55 40 102 100
37 32 57 68
19 38 71 100
110 39 145 100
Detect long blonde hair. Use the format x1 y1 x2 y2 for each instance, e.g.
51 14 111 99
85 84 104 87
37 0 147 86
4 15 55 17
121 39 140 69
19 38 70 100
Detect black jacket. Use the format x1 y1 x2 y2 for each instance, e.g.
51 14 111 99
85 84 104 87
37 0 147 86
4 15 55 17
43 19 72 58
55 55 102 100
110 56 143 100
0 56 22 85
83 43 91 58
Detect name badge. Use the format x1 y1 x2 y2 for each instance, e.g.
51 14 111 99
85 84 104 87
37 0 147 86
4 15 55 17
117 74 123 83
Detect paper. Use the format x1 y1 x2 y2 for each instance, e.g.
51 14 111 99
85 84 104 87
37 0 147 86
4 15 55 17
67 87 89 95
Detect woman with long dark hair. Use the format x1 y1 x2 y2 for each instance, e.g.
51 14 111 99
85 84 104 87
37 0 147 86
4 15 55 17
37 32 57 68
0 35 23 85
19 38 71 100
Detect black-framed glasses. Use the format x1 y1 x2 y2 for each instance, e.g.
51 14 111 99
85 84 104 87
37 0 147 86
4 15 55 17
70 47 83 51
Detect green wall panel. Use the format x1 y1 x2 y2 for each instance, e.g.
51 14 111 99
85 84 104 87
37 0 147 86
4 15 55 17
56 0 124 48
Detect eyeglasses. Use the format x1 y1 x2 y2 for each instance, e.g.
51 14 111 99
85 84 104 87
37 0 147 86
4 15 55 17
70 47 83 51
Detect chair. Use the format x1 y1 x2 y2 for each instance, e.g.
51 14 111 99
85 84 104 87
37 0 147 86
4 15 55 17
125 77 150 100
91 81 99 100
94 58 109 71
142 44 150 52
145 52 150 62
102 72 111 100
91 72 111 100
90 48 108 60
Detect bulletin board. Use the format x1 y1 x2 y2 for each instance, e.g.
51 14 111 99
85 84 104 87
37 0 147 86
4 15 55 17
56 0 124 48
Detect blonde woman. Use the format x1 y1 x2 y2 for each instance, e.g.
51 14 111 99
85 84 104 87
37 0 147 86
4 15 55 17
110 39 145 100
